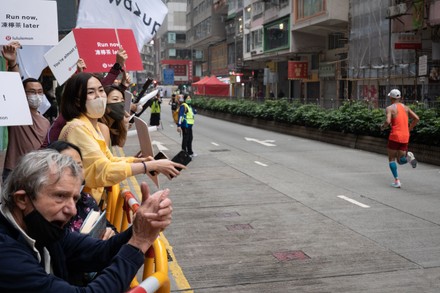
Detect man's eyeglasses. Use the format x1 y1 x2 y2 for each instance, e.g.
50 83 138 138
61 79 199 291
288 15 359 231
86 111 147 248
25 90 44 95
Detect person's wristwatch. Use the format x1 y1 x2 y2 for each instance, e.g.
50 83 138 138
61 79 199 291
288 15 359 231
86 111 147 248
112 62 122 71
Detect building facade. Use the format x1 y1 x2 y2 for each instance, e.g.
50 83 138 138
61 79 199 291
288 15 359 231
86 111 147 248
177 0 439 107
155 0 192 88
349 0 440 108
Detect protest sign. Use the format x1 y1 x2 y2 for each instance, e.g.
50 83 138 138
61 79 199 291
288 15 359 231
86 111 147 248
44 32 79 85
0 72 32 127
0 0 58 46
73 28 143 73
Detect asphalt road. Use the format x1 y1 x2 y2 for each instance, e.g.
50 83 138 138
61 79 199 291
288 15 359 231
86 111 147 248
125 99 440 292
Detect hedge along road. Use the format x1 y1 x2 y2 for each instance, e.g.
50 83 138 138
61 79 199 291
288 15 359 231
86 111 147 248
123 101 440 292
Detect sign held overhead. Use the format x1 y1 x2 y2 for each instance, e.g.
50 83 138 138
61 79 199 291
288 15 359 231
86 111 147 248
0 0 58 46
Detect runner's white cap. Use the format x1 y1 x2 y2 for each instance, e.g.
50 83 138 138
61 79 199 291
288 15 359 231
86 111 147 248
388 89 401 99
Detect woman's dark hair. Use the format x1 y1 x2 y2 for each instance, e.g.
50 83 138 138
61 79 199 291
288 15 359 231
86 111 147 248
100 85 128 147
104 85 125 99
47 140 83 159
60 72 102 121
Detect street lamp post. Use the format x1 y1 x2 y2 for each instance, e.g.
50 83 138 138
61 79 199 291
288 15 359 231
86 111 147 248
387 1 392 99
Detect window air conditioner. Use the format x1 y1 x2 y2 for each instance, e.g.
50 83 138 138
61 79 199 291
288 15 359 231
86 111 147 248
397 3 407 15
386 6 399 17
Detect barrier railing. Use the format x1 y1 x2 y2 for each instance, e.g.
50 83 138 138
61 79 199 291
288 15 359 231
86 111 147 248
106 185 170 292
127 237 170 293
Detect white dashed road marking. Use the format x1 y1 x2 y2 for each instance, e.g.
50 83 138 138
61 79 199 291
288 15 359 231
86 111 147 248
337 195 370 208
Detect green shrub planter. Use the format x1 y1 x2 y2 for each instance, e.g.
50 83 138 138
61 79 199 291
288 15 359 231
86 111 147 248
193 97 440 147
198 109 440 166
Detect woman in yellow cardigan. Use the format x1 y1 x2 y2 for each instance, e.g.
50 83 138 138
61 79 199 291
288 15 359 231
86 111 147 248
59 72 184 203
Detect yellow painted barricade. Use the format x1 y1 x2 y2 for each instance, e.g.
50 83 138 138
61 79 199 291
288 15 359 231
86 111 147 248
127 237 170 293
106 186 170 292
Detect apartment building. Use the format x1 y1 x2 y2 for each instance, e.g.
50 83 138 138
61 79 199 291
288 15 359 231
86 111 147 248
289 0 349 107
135 44 156 91
242 0 291 99
181 0 439 107
186 0 227 79
349 0 440 107
154 0 191 90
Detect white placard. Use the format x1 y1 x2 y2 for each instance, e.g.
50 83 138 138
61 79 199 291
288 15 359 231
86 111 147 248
44 32 79 85
38 95 51 115
0 0 58 46
0 72 32 126
124 90 133 112
418 55 428 76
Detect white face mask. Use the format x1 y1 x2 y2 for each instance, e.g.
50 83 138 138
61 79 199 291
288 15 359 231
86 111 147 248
85 97 107 118
27 94 43 109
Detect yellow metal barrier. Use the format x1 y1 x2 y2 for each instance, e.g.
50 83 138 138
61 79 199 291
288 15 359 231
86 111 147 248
127 236 170 293
106 186 170 292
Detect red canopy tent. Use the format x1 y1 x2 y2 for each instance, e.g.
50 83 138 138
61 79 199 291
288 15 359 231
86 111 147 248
192 76 209 86
192 75 229 96
191 76 209 95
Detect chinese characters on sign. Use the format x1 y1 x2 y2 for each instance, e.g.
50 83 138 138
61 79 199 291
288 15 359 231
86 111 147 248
394 34 422 50
1 0 58 45
73 28 143 72
319 62 335 78
169 64 187 76
288 61 308 79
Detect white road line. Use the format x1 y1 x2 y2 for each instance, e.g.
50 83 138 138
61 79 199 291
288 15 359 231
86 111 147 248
337 195 370 208
151 140 169 151
211 142 219 146
254 161 268 167
244 137 276 147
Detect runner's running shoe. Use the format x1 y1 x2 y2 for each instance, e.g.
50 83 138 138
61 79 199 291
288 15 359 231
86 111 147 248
407 151 417 168
391 179 401 188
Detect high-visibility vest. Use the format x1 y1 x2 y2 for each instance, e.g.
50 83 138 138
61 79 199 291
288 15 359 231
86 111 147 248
151 100 161 113
183 103 194 125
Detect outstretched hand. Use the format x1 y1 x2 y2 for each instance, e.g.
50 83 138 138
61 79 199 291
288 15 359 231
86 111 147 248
116 47 128 68
1 41 20 63
76 58 87 72
148 159 185 180
121 71 132 88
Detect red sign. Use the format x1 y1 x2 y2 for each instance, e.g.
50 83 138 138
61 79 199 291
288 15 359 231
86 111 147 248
73 28 143 72
161 60 192 81
395 43 422 50
288 61 308 79
394 34 422 50
169 64 187 76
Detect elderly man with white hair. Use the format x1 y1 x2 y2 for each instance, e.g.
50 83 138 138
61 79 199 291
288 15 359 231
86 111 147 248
0 149 172 292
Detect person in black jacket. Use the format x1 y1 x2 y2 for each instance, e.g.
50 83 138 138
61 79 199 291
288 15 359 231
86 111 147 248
0 149 172 292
